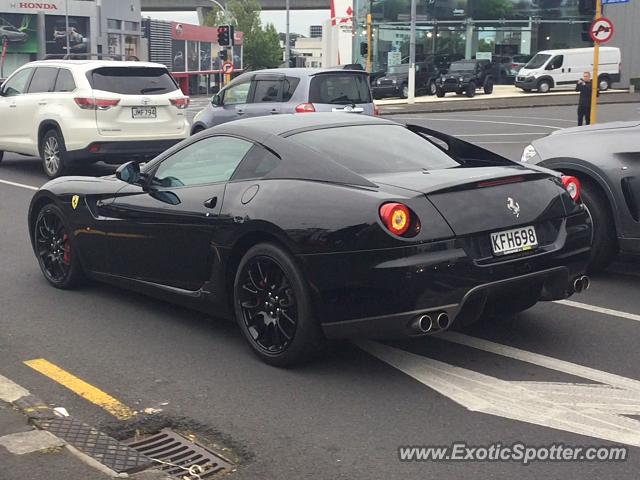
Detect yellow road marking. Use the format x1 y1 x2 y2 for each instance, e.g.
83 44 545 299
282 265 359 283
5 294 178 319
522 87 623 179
23 359 135 420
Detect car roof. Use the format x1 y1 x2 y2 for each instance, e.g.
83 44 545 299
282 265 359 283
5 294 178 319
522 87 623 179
211 112 395 137
231 67 368 84
20 60 168 71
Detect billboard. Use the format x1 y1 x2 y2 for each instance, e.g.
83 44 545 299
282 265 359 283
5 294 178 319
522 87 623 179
0 13 37 54
45 15 89 55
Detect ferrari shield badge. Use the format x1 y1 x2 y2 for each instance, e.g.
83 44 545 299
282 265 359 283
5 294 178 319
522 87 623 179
71 195 80 210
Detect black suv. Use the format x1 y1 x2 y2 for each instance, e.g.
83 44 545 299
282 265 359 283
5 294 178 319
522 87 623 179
373 61 441 99
436 59 496 97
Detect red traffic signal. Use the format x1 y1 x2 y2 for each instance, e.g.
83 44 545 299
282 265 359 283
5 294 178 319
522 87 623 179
217 25 235 47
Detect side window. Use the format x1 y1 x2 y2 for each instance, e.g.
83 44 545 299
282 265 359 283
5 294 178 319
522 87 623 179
282 77 300 101
1 68 33 96
28 67 59 94
223 82 251 105
251 79 283 103
231 146 281 181
548 55 564 70
153 136 253 188
54 69 76 92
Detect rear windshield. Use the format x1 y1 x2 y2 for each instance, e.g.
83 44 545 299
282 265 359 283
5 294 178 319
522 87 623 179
308 73 371 105
288 125 459 175
524 54 551 69
88 67 178 95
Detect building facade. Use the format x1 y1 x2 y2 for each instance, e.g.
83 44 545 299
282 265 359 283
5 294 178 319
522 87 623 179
342 0 638 86
0 0 142 77
294 36 322 67
309 24 322 38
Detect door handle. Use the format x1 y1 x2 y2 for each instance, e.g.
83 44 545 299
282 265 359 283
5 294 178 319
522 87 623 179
203 196 217 209
236 110 245 115
38 101 47 106
9 104 16 108
270 110 279 114
562 68 565 73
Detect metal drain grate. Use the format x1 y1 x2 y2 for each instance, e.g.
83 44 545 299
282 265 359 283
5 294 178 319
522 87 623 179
123 428 233 478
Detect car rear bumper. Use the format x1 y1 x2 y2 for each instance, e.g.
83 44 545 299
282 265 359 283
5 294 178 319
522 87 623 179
299 211 591 339
66 139 183 164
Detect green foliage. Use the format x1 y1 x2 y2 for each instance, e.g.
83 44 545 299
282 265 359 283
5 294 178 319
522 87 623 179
202 0 281 71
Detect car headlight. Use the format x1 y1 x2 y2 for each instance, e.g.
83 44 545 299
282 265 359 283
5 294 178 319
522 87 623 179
377 79 382 85
392 79 397 85
459 77 464 82
521 144 538 163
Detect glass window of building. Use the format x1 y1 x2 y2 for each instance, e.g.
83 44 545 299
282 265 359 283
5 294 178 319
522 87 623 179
107 19 122 30
124 21 139 32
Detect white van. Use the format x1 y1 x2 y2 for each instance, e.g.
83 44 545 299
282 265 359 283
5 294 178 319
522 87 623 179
515 47 621 93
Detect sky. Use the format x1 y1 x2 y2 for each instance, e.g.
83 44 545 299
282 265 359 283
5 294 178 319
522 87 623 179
143 10 331 36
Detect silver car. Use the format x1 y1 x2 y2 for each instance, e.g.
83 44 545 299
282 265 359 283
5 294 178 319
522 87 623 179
191 68 377 134
0 25 28 44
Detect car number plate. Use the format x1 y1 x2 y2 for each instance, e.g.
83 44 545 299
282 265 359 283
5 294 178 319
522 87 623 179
491 225 538 256
132 107 156 119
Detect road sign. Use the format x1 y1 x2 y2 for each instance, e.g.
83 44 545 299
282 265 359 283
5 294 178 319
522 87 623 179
222 61 234 75
602 0 629 4
589 17 615 43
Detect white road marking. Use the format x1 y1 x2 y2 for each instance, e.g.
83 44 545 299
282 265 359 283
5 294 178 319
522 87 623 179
397 117 562 130
464 114 577 123
555 299 640 323
0 374 30 403
0 178 38 191
358 339 640 447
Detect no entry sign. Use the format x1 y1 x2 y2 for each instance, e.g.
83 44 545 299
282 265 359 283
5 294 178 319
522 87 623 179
589 17 615 44
222 61 234 74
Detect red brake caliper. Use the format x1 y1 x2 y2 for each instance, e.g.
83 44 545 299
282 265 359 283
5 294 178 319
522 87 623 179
62 234 71 264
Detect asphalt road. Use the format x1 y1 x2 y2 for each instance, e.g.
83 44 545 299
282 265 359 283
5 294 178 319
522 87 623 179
1 103 640 480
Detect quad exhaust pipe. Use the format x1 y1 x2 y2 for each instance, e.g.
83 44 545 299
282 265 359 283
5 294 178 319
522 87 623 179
573 275 591 294
412 311 450 334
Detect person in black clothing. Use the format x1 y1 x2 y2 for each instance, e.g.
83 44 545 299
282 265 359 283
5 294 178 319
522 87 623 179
576 72 598 126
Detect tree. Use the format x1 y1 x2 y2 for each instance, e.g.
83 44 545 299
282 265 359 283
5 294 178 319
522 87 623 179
203 0 280 70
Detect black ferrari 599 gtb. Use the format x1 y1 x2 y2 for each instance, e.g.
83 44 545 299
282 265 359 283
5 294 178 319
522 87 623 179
29 113 592 365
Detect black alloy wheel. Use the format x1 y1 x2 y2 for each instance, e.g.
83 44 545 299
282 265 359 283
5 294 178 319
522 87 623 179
428 80 437 95
34 204 82 288
466 82 476 97
234 243 324 366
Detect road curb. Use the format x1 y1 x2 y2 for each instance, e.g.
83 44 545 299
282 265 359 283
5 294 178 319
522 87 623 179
378 91 639 115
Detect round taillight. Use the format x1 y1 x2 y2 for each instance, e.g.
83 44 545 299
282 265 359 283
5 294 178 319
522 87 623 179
379 203 411 236
562 175 581 202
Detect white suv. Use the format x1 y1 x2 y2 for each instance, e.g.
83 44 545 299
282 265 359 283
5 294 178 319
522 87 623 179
0 60 190 178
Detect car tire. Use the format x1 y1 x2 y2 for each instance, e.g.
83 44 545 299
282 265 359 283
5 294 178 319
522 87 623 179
465 82 476 97
483 78 494 94
400 84 408 99
581 180 617 272
537 80 551 93
40 129 69 179
598 75 611 92
428 80 437 96
436 87 445 98
233 243 325 367
33 203 84 290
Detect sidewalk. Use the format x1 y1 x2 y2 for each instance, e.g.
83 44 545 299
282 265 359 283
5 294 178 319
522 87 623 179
376 85 639 115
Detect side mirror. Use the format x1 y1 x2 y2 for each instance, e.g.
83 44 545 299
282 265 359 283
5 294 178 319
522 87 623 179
115 161 140 185
212 94 222 106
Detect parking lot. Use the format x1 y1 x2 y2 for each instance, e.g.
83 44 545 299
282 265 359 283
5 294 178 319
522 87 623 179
1 102 640 479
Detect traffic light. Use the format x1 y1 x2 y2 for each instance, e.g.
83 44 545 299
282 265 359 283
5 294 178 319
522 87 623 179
217 25 235 47
360 42 368 56
219 49 228 61
579 0 596 15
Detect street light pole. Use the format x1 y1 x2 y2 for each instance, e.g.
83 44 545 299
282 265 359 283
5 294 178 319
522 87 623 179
285 0 291 66
65 0 70 55
408 0 416 104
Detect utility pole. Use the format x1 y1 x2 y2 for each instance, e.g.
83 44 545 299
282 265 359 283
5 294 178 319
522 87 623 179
408 0 416 104
285 0 291 66
366 14 372 72
589 0 602 124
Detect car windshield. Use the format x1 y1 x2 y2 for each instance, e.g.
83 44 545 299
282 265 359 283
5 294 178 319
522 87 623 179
448 62 476 72
288 125 460 175
308 73 372 105
88 67 178 95
524 54 551 69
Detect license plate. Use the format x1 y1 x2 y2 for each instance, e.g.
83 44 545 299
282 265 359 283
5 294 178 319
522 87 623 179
132 107 156 119
491 225 538 256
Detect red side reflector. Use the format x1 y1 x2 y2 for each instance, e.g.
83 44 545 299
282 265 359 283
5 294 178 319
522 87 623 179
477 176 524 188
170 97 190 109
295 103 316 113
379 202 411 236
562 175 581 202
89 144 101 153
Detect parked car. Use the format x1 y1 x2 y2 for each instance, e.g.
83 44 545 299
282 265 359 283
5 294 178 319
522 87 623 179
28 113 591 366
515 47 621 93
372 61 441 99
0 60 190 178
191 68 376 134
0 24 29 44
436 59 495 97
522 121 640 271
494 54 532 80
